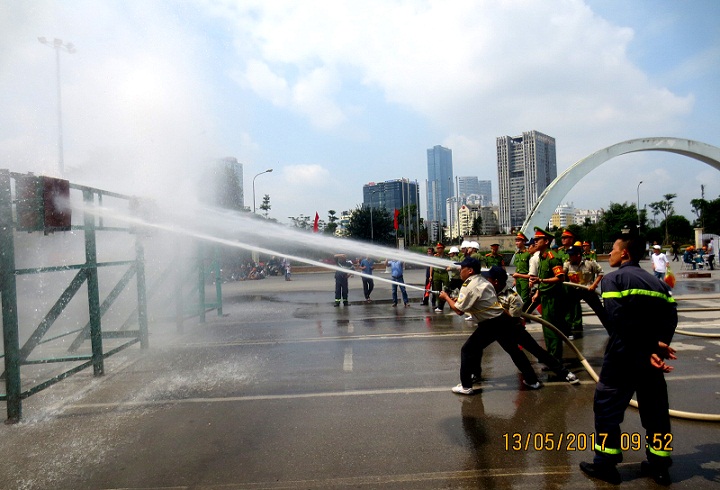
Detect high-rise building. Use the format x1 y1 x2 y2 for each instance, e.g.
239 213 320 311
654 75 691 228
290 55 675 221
199 157 244 211
458 177 492 206
426 145 454 231
458 176 480 199
363 179 420 213
477 180 492 206
496 130 557 233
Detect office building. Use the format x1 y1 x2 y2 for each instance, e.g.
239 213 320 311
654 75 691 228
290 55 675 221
496 130 557 233
363 179 420 213
426 145 454 229
199 157 244 211
457 177 492 207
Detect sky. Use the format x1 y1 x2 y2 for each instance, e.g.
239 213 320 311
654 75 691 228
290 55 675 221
1 0 719 227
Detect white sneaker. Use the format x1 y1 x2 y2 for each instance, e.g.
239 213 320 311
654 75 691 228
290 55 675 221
451 384 475 395
522 380 542 390
464 315 473 321
565 372 580 385
434 308 443 313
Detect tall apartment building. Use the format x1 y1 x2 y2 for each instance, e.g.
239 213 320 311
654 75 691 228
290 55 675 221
426 145 454 231
496 130 557 233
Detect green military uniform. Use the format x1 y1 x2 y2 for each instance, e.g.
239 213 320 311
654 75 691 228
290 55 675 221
485 252 505 268
514 249 532 304
536 250 570 361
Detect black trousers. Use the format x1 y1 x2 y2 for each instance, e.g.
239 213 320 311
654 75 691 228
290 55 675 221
593 360 672 468
362 277 374 299
335 276 349 301
460 315 538 388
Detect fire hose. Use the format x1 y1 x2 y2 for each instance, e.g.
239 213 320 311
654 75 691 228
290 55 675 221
519 311 720 422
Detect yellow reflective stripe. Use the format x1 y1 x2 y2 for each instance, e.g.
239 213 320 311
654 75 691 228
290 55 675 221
602 289 676 303
647 445 672 458
595 444 622 455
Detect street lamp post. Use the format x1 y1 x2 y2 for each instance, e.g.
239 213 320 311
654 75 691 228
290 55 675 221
369 191 375 242
636 181 643 230
252 168 273 213
38 37 75 177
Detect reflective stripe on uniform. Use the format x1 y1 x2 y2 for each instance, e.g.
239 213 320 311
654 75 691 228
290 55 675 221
595 444 622 455
602 289 676 303
647 445 672 458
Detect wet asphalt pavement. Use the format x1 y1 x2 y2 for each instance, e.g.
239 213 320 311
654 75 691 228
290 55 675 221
1 262 719 489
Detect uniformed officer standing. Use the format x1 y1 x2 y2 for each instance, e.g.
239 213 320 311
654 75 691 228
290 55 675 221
528 227 570 361
431 243 450 312
484 243 506 269
511 232 531 305
556 228 575 264
580 234 677 486
582 241 597 261
563 244 607 337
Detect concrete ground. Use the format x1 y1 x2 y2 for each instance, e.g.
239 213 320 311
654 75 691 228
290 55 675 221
1 260 719 489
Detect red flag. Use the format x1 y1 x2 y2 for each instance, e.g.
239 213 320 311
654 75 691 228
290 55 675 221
313 212 320 233
393 208 399 230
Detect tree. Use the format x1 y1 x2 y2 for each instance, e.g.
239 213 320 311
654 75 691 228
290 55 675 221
648 194 676 245
471 216 482 235
324 210 339 236
701 195 720 234
259 194 271 218
661 214 693 244
346 206 394 244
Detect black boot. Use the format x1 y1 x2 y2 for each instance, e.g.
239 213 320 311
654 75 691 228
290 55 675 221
640 461 671 486
579 462 621 485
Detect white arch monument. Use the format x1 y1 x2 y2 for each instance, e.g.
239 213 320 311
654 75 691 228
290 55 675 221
521 137 720 234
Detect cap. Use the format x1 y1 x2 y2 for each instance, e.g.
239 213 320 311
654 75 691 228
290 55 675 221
455 257 481 273
582 241 591 246
460 240 471 249
515 232 528 241
653 245 662 250
561 229 574 238
568 246 582 255
481 265 507 282
470 241 480 249
449 246 460 254
436 243 445 248
533 227 553 240
490 242 500 247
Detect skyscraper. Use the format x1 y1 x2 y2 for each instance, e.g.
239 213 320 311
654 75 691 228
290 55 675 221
426 145 453 231
363 179 420 213
458 176 480 198
496 130 557 232
477 180 492 206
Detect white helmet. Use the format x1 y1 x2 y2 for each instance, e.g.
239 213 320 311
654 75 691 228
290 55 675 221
460 240 471 249
470 241 480 250
449 246 460 254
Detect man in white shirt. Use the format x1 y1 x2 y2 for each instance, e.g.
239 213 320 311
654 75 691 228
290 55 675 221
650 245 669 280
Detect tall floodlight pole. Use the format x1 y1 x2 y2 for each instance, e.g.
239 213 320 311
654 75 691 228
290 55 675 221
38 37 75 177
636 181 643 230
252 168 273 213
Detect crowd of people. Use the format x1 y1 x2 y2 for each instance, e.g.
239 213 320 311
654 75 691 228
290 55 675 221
236 228 682 485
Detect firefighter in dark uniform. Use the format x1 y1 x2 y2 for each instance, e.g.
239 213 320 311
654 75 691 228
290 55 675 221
511 232 531 305
484 243 506 269
580 234 677 486
528 227 569 362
